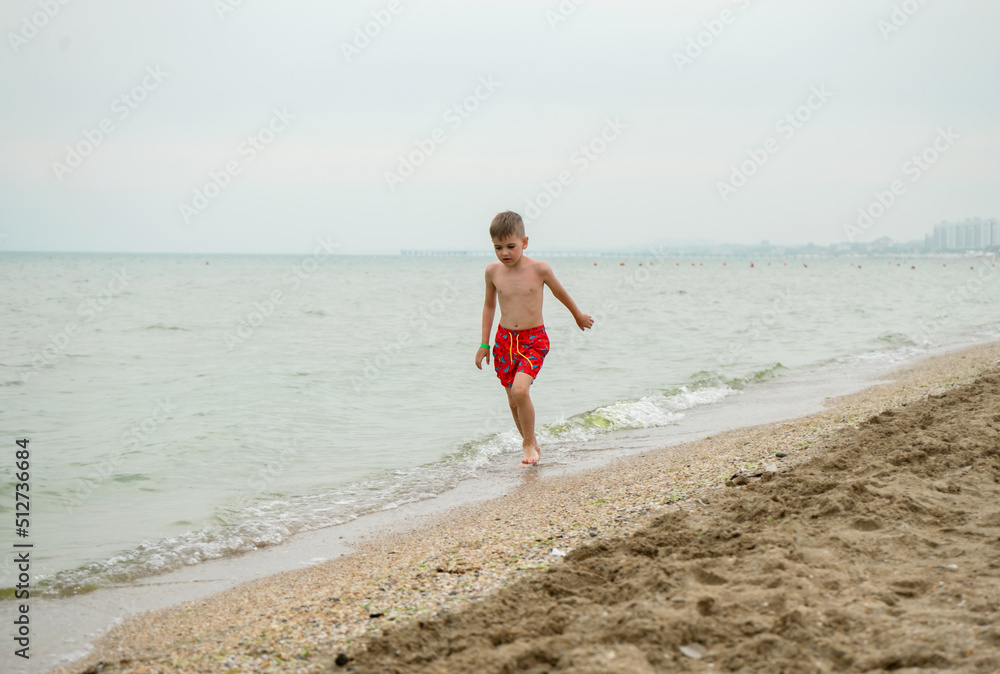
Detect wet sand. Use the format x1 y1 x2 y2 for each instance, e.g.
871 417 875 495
67 342 1000 673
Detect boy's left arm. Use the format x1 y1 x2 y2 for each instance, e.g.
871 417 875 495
540 263 594 330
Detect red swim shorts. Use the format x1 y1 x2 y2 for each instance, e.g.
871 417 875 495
493 325 550 388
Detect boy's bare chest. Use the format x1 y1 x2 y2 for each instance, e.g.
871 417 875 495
495 272 543 299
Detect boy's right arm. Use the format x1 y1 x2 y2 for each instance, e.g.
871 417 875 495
476 267 497 370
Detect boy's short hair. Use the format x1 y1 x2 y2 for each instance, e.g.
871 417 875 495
490 211 525 240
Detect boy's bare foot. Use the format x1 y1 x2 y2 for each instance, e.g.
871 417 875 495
521 441 541 466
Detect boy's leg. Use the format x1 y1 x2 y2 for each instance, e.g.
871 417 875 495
509 371 540 465
504 385 523 438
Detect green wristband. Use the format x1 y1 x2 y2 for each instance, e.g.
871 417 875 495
480 343 489 349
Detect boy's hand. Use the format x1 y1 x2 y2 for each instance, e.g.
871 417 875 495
475 346 490 369
575 313 594 330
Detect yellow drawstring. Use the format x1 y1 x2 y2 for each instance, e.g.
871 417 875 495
512 332 532 367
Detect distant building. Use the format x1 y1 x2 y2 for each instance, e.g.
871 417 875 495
926 217 999 251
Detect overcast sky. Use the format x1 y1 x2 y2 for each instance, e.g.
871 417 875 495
1 0 997 254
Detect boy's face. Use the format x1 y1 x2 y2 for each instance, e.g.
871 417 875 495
492 234 528 266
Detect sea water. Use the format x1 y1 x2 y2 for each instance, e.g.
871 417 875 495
1 251 998 597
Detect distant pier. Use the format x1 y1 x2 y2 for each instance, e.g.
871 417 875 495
401 250 488 257
401 250 604 257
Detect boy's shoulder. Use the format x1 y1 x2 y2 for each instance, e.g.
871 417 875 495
526 257 553 275
485 258 551 277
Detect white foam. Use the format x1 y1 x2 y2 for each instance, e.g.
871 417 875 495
37 378 754 595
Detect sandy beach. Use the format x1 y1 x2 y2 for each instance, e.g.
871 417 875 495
67 341 1000 673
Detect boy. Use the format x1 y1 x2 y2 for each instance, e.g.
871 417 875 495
475 211 594 466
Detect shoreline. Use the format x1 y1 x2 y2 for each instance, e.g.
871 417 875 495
58 339 1000 673
25 328 904 672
